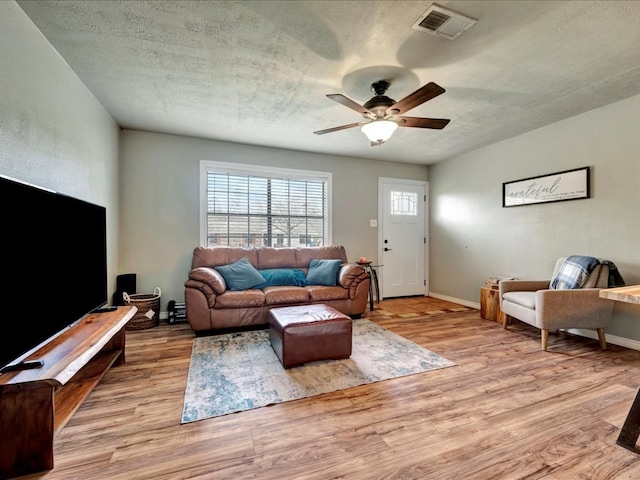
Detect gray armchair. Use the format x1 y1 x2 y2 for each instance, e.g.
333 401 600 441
499 257 614 351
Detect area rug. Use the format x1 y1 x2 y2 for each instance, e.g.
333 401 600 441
181 318 455 423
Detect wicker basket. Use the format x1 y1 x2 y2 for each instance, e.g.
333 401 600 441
123 287 161 330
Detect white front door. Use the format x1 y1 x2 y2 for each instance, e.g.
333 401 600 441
379 179 427 299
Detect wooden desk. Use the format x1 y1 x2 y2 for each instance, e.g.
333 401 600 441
600 285 640 305
599 285 640 452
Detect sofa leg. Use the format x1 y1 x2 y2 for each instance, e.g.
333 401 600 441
541 329 549 351
502 314 509 329
597 328 607 350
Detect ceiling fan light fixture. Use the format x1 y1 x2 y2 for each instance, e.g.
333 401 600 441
361 120 398 144
314 80 449 141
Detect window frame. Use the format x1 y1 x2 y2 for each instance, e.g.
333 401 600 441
199 160 332 248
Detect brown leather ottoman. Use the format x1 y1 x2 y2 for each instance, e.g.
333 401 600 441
269 304 352 368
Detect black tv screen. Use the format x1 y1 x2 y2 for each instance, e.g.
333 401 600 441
0 175 107 371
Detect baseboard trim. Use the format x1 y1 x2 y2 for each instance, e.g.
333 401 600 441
428 291 640 352
428 291 480 310
566 328 640 351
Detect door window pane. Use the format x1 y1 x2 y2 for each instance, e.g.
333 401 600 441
391 191 418 216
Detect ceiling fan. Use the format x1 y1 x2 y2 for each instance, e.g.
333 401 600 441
314 80 450 146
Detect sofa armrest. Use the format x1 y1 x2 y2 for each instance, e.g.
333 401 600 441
536 288 612 314
338 263 369 298
499 279 550 296
535 288 614 329
187 267 227 295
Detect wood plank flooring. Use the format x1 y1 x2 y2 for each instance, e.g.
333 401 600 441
18 297 640 480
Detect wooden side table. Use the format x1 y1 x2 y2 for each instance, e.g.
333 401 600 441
480 287 503 322
356 261 381 311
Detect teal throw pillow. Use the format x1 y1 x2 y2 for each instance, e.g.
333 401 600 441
306 259 343 286
216 257 265 291
256 268 309 288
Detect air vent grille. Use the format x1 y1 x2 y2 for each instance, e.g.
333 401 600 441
412 4 477 40
418 10 451 31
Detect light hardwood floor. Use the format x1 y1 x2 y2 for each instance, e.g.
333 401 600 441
19 297 640 480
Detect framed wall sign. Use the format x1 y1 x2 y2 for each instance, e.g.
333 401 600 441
503 166 590 207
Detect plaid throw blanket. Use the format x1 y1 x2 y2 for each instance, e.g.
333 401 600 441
551 255 626 289
551 255 600 289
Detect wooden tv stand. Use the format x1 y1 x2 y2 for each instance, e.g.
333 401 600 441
0 306 137 479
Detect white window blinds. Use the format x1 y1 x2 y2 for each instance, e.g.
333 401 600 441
202 163 330 248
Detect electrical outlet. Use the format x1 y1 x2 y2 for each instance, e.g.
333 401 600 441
370 219 377 227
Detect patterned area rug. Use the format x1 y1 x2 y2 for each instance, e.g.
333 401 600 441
181 318 455 423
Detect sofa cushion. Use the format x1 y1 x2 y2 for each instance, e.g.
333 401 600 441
306 259 343 286
215 290 266 308
191 246 258 269
256 247 297 269
256 268 309 288
295 246 348 268
307 285 349 302
503 291 536 310
264 286 310 306
216 256 265 291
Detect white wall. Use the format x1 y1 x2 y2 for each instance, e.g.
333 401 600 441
429 93 640 342
119 130 429 307
0 2 120 299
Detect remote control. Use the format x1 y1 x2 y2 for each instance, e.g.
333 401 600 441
92 306 118 313
0 360 44 374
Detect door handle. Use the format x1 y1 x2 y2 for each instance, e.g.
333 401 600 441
384 247 392 251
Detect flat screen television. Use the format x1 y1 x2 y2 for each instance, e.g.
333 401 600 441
0 174 107 373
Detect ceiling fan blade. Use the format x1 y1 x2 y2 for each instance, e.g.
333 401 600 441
326 94 374 117
313 121 367 135
396 116 450 129
386 82 446 116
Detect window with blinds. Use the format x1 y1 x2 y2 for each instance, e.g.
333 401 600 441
201 161 331 248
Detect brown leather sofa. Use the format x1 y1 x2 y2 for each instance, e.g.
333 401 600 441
184 245 370 333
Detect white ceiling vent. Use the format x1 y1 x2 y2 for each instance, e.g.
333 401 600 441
412 4 477 40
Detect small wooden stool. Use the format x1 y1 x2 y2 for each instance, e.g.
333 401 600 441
269 304 352 368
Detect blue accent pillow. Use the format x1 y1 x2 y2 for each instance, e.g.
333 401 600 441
215 257 265 291
306 259 343 286
255 268 309 288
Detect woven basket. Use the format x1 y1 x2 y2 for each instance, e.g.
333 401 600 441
123 287 161 330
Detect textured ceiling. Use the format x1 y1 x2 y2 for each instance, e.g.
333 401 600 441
16 0 640 165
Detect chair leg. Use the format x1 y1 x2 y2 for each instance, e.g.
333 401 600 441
597 328 607 350
502 314 509 329
541 329 549 351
